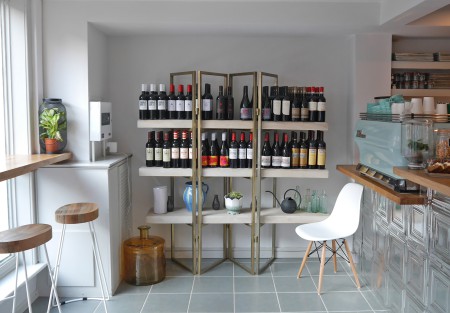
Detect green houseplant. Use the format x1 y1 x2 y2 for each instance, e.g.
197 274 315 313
224 191 243 215
39 107 67 153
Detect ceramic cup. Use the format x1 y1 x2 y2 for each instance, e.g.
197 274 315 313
410 98 423 115
391 102 405 115
404 101 412 114
153 186 168 214
436 102 449 122
423 97 435 114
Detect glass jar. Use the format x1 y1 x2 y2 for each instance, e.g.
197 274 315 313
434 129 450 162
401 118 433 169
38 98 67 153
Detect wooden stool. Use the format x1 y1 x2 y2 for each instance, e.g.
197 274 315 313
0 224 62 313
47 203 109 313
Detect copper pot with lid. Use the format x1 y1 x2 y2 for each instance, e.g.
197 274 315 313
123 225 166 285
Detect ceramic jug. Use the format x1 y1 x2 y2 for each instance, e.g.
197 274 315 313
183 181 209 212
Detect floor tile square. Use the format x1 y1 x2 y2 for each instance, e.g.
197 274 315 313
306 260 348 276
235 276 276 293
188 293 234 312
94 294 147 313
150 276 194 293
278 292 327 312
273 276 317 293
114 281 151 295
166 259 195 277
361 290 387 310
25 297 101 313
199 261 234 277
193 276 233 293
234 262 272 277
271 262 302 277
321 291 372 311
235 293 280 312
313 275 360 293
141 293 190 312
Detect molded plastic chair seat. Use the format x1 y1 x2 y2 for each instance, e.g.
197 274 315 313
295 183 364 295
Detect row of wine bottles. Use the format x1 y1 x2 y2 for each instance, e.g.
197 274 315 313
138 83 326 122
145 129 326 169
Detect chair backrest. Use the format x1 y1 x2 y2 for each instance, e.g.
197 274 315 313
325 183 364 237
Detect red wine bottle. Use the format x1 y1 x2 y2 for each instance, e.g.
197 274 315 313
145 131 155 167
209 132 220 167
188 131 193 168
308 87 318 122
299 131 308 169
154 131 163 167
220 132 229 168
158 84 168 120
317 87 326 122
291 87 301 122
162 131 171 168
176 85 185 120
180 130 189 168
240 86 252 120
202 83 213 120
238 132 247 168
185 84 192 120
201 132 209 167
149 84 158 120
271 133 282 168
171 130 180 168
308 131 317 169
247 132 253 169
300 87 310 122
229 132 238 168
281 133 291 169
291 132 299 168
139 84 149 120
226 86 234 120
282 86 291 121
168 84 177 119
272 87 282 121
216 86 226 120
317 130 326 169
261 132 272 168
262 86 271 121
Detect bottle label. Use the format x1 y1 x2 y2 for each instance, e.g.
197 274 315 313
217 101 225 114
146 147 153 161
318 102 326 112
282 100 290 116
168 100 176 112
263 108 271 120
309 101 318 111
208 155 218 167
308 148 317 166
202 99 212 111
281 156 290 168
188 148 193 160
180 148 188 159
163 149 171 162
229 148 238 160
301 108 309 120
273 100 281 115
317 148 326 166
171 148 179 159
246 148 253 160
261 155 271 167
139 100 147 110
238 148 246 160
220 155 229 167
272 156 282 167
202 155 208 166
299 148 308 166
158 100 167 111
176 100 184 112
148 100 157 110
185 100 192 112
240 108 252 119
292 108 300 119
291 148 299 167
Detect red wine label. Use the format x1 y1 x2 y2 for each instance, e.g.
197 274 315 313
146 148 154 161
292 108 300 119
318 102 326 111
272 156 281 167
281 156 290 168
139 100 147 110
229 148 238 160
246 148 253 160
148 100 157 110
208 155 218 167
240 108 252 119
299 148 308 166
301 108 309 119
158 100 167 110
308 101 318 111
317 148 326 166
308 148 317 166
263 108 271 120
273 100 281 115
185 100 192 112
168 100 176 111
163 149 171 162
220 155 229 167
202 99 212 111
238 148 246 160
282 100 290 115
180 148 188 159
202 156 208 166
261 155 271 167
171 148 179 159
176 100 184 112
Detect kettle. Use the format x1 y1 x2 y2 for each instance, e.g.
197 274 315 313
266 189 301 214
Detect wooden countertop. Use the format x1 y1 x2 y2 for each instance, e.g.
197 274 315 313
393 167 450 198
337 165 426 205
0 153 72 182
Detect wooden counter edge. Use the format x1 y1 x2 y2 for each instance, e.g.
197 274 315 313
393 167 450 198
336 165 426 205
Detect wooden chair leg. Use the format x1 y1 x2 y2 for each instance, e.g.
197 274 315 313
332 240 337 273
344 239 361 289
317 241 327 295
297 241 313 278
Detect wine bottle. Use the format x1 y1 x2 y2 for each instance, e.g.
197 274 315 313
262 86 271 121
176 85 185 120
201 132 209 167
226 86 234 120
149 84 158 120
188 131 193 168
308 86 318 122
272 86 282 121
209 132 220 168
185 84 192 120
317 131 326 169
247 132 253 169
299 132 308 169
171 130 180 168
180 130 189 168
280 132 287 151
145 131 155 167
220 132 229 168
291 87 301 122
282 86 291 121
157 84 168 119
261 132 272 168
291 132 299 168
271 133 282 168
281 133 291 169
300 87 309 122
308 131 317 169
229 132 238 168
202 83 213 120
139 84 149 120
154 131 163 167
240 86 252 120
238 132 247 168
317 87 326 122
168 84 177 119
216 86 226 120
162 131 171 168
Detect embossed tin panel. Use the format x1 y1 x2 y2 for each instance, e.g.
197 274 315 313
431 203 450 263
390 203 407 234
429 260 450 313
388 231 406 282
405 245 428 305
408 204 429 250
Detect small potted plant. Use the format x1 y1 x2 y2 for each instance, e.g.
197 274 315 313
224 191 243 215
39 107 67 154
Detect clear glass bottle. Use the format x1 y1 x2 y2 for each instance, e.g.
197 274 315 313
311 190 320 213
319 190 327 213
304 188 311 212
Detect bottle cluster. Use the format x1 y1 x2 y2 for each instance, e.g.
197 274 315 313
261 130 326 169
146 130 193 168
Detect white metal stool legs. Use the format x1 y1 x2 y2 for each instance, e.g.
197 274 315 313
47 224 66 313
11 253 19 312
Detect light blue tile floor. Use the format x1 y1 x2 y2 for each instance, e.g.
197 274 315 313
27 259 390 313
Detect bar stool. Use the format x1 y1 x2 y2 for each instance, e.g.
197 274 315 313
0 224 62 313
47 203 109 313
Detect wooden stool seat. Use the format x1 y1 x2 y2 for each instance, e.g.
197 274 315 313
0 224 52 254
55 202 99 224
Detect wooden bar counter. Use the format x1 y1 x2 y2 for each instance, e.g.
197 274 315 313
393 166 450 197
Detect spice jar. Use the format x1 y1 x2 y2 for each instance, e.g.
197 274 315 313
435 129 450 161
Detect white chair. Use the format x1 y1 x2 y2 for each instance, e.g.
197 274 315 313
295 183 364 294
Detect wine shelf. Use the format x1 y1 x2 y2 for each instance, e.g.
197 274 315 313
202 120 253 130
391 61 450 70
391 89 450 97
259 208 329 224
146 208 192 224
261 121 328 131
261 168 329 178
202 168 252 177
137 119 193 129
139 167 192 177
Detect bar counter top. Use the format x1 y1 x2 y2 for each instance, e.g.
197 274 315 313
393 167 450 198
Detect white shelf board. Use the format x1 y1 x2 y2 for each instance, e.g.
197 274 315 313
392 89 450 97
146 208 193 224
391 61 450 70
137 119 193 129
262 121 328 131
202 167 252 177
202 120 253 130
261 168 328 178
202 208 252 224
259 207 329 224
139 166 192 177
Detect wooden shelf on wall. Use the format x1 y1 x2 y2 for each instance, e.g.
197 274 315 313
393 167 450 198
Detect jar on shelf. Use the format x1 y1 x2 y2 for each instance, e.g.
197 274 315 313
401 118 434 169
434 129 450 162
38 98 67 153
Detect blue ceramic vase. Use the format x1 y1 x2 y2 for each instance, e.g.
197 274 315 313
183 181 209 212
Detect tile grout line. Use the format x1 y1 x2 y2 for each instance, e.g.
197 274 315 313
139 284 153 313
269 263 282 313
232 262 236 313
186 273 196 313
